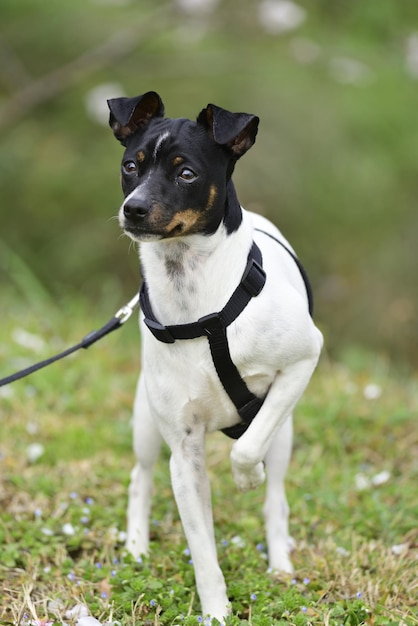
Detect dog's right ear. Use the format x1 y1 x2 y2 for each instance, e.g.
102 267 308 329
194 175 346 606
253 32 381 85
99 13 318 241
107 91 165 145
197 103 259 159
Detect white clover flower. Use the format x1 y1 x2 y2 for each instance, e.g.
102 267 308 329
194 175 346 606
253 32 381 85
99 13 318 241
355 469 390 491
0 385 14 399
26 421 39 435
176 0 219 15
12 328 46 353
371 470 391 486
65 605 89 620
230 535 245 548
76 618 103 626
106 526 119 542
355 472 371 491
47 599 64 615
391 543 408 556
62 522 76 536
26 443 44 463
258 0 306 35
85 83 125 126
363 383 382 400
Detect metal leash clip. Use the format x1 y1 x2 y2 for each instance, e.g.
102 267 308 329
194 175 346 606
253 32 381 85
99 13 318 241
115 293 140 324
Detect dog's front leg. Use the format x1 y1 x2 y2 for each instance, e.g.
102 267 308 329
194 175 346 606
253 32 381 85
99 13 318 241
169 424 230 621
126 375 163 558
230 358 319 573
230 356 319 492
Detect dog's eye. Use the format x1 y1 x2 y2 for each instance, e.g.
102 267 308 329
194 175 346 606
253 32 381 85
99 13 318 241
178 168 197 182
122 160 137 175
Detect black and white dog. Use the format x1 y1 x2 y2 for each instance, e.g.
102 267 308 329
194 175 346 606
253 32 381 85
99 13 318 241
107 91 323 621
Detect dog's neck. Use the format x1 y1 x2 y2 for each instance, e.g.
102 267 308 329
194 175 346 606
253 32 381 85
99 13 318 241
139 208 253 326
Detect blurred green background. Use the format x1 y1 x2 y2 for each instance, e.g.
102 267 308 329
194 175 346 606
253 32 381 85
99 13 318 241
0 0 417 367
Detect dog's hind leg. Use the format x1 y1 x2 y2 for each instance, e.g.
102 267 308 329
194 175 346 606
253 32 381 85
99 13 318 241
126 375 162 558
263 414 294 573
169 423 230 621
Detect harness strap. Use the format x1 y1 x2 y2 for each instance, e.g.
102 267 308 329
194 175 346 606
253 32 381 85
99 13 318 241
140 242 267 438
255 228 314 316
140 243 265 343
206 320 264 439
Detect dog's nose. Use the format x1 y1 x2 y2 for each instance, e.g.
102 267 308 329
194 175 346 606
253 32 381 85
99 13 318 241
123 199 150 222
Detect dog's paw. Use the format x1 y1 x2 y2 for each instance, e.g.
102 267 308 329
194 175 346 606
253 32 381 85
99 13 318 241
125 534 148 560
267 536 295 574
268 551 294 575
231 459 265 492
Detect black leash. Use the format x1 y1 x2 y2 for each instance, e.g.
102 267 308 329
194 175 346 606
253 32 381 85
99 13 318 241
0 294 139 388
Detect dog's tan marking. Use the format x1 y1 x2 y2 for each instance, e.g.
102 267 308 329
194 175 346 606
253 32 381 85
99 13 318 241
137 150 146 163
165 209 201 237
173 156 184 166
206 184 217 210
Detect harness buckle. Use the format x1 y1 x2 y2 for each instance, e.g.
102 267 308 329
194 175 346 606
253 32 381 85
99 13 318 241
144 318 175 344
198 312 224 336
241 259 266 297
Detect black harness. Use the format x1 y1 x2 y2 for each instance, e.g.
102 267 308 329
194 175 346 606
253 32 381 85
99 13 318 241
140 228 314 440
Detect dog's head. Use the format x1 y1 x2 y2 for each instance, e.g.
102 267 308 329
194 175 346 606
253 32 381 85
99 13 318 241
108 91 259 241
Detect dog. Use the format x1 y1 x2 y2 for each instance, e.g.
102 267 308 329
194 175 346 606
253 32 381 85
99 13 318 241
107 91 323 621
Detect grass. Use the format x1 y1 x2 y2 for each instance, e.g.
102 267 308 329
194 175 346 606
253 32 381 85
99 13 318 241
0 289 417 625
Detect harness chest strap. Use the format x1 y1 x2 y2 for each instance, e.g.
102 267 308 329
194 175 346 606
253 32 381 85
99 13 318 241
140 231 314 440
140 242 266 439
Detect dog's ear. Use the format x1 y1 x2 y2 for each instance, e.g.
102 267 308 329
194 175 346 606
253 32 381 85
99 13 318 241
197 104 259 158
107 91 165 145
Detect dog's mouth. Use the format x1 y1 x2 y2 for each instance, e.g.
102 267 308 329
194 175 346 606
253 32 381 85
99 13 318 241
123 226 163 242
119 211 164 241
123 220 187 241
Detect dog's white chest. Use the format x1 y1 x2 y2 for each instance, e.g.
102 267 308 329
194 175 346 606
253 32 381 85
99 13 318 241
142 333 264 434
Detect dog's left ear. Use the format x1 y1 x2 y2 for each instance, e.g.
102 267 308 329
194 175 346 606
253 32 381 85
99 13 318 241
107 91 165 145
197 104 259 158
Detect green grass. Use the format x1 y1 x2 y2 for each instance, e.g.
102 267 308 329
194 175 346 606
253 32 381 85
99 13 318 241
0 290 417 625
